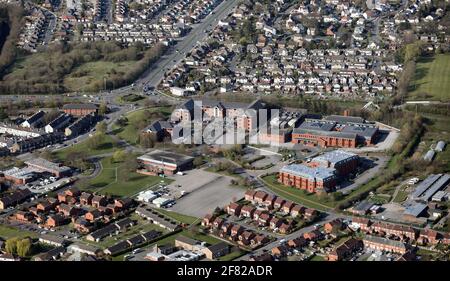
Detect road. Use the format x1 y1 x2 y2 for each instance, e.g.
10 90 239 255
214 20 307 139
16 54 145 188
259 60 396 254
136 0 240 89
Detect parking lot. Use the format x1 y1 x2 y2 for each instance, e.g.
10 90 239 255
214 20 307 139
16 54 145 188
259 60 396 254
164 169 246 218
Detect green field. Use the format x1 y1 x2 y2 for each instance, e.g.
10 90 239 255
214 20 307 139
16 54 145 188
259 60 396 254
54 134 117 159
64 61 136 92
0 225 37 240
409 54 450 101
154 208 199 225
4 52 139 93
112 107 172 145
81 156 172 197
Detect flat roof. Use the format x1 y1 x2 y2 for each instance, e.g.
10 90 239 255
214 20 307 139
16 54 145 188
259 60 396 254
63 103 99 110
412 174 442 199
137 150 194 166
297 119 336 132
404 202 428 217
312 150 358 165
280 164 336 181
25 158 71 173
2 167 35 180
420 174 450 201
341 124 378 139
353 200 374 212
324 115 366 124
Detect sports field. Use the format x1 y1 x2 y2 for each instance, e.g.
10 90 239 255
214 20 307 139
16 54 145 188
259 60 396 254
408 54 450 101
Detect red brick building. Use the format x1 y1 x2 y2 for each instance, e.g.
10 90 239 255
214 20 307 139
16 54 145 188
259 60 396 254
62 104 99 117
291 117 378 148
279 164 337 193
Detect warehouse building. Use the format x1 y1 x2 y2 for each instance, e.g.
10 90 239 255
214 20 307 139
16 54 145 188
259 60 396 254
412 174 450 202
0 167 36 185
291 114 379 148
24 158 72 178
403 203 428 219
137 150 194 176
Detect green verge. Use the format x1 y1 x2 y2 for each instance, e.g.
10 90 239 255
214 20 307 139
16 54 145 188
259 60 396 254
81 156 172 197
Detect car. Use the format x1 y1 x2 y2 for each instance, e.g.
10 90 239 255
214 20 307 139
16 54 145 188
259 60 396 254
132 248 142 254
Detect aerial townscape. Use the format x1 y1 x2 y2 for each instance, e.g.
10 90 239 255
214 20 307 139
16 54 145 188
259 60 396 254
0 0 449 265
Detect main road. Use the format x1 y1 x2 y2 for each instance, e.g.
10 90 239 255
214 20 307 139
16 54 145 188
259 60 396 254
135 0 240 89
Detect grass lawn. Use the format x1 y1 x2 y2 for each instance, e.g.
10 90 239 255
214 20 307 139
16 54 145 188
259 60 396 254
154 208 199 225
408 54 450 101
112 107 172 145
0 225 37 240
64 61 136 92
81 156 172 197
54 134 117 159
261 175 335 211
179 230 223 245
310 255 325 261
393 187 409 203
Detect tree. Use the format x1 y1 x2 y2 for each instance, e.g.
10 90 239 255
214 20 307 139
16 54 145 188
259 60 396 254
139 133 156 148
112 150 126 163
99 103 108 115
16 238 31 257
5 237 19 254
124 155 139 173
87 132 105 150
331 192 344 202
95 121 107 134
404 41 424 63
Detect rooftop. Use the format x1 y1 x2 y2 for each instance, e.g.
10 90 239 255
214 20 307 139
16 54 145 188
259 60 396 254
312 150 358 165
363 235 407 250
25 158 71 174
324 115 366 124
62 104 99 110
341 124 378 139
280 164 336 181
297 119 336 132
137 150 194 166
404 202 428 217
